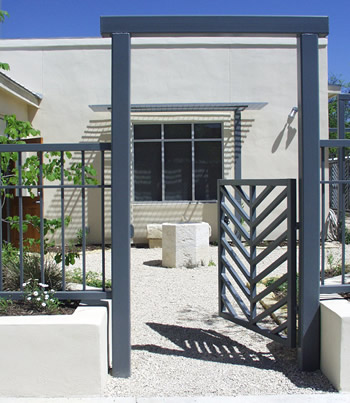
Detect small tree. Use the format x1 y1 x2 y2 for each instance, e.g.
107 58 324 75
1 114 98 267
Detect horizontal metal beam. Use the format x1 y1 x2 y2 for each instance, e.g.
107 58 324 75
320 285 350 293
320 139 350 148
219 179 292 187
0 143 111 152
0 291 112 300
89 102 268 113
101 15 329 37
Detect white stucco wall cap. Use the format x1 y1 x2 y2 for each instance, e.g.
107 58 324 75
0 36 327 50
0 305 106 326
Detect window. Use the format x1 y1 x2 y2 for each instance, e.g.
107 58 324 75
133 123 222 201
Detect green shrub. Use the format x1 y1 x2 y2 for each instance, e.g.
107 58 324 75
2 252 63 291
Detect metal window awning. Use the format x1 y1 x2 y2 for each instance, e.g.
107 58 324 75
89 102 267 113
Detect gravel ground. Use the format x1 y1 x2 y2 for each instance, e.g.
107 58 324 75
73 245 338 398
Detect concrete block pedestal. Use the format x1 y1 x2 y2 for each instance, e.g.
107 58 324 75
162 222 210 268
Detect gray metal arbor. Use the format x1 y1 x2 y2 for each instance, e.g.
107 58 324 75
100 15 328 377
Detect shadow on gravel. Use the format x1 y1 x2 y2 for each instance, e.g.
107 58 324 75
143 260 162 267
132 322 335 393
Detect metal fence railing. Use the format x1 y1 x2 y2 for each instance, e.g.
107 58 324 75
0 142 111 300
320 139 350 294
329 157 350 212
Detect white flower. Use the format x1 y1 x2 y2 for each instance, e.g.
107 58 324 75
27 297 31 301
33 291 39 297
41 284 49 288
22 282 27 287
50 289 55 293
44 291 48 295
50 299 55 302
45 295 49 300
41 302 46 307
36 297 41 301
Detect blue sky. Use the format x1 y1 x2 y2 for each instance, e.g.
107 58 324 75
1 0 349 83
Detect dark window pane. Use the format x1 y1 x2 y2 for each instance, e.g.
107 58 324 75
164 124 191 139
134 143 161 201
194 123 221 139
134 124 161 140
164 142 192 200
195 142 222 200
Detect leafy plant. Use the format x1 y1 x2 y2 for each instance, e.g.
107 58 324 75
208 259 216 267
22 279 60 313
0 297 12 313
67 268 111 289
2 253 63 291
0 114 98 270
0 10 9 71
263 277 288 297
75 228 89 246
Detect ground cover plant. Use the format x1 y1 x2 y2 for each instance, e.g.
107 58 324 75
67 267 111 289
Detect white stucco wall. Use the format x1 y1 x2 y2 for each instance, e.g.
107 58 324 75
0 90 28 121
0 36 329 244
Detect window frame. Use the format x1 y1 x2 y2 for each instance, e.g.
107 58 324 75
133 122 223 203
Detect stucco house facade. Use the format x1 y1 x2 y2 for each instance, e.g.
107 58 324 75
0 35 329 244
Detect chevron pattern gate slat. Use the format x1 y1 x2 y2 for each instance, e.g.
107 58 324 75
218 179 297 347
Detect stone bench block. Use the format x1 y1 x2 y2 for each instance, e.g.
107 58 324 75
162 222 210 268
147 223 163 248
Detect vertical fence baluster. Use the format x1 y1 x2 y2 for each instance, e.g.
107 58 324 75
250 185 256 322
39 151 45 284
0 152 2 292
60 152 65 290
18 152 24 290
217 181 225 314
287 179 297 347
101 150 106 290
82 150 86 291
321 147 325 285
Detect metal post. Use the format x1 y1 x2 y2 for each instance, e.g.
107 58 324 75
234 110 242 226
297 33 320 370
337 95 345 239
111 32 131 377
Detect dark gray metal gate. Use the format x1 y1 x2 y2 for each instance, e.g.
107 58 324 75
218 179 297 347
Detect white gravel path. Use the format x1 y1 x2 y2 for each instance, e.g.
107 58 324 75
73 245 337 398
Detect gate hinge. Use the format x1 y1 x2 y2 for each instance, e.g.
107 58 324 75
295 222 300 230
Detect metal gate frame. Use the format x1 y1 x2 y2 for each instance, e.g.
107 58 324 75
218 179 297 347
101 15 328 376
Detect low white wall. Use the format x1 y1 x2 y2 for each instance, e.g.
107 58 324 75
0 305 108 397
321 298 350 392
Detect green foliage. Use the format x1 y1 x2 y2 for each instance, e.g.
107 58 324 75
0 10 8 23
2 253 63 291
208 259 216 267
22 279 60 313
0 10 9 71
0 62 10 71
67 268 111 289
263 277 288 296
0 297 12 313
325 252 350 279
0 115 98 270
